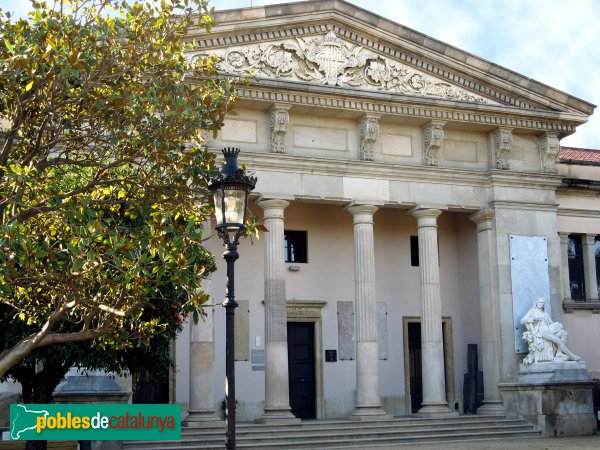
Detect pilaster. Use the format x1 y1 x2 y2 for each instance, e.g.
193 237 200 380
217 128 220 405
469 209 504 415
582 234 599 301
559 233 573 303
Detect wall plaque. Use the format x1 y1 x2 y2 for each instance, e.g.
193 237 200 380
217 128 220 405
509 235 551 353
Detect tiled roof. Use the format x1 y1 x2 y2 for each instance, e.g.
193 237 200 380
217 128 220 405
560 147 600 164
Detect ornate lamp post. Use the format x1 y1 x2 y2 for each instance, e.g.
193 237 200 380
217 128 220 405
208 148 256 450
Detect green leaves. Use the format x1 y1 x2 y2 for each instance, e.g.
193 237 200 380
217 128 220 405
0 0 228 376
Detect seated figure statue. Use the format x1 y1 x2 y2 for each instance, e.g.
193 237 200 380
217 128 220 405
520 297 580 365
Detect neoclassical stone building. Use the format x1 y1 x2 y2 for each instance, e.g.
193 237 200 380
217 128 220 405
172 0 600 426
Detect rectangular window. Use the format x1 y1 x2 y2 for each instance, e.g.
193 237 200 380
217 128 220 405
410 236 419 266
568 235 586 301
284 230 307 263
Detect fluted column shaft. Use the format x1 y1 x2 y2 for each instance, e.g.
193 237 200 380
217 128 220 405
583 234 599 301
470 210 504 415
411 208 452 415
346 205 389 420
559 233 572 302
185 220 220 427
256 199 297 424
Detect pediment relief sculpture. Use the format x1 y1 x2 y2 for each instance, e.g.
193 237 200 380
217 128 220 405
201 31 495 104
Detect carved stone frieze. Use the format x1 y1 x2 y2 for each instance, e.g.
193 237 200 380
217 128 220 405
358 114 380 161
208 31 489 103
423 121 445 166
269 103 291 153
492 128 513 170
539 133 560 173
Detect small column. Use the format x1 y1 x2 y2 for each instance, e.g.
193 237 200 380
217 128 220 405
469 210 504 415
410 207 454 416
559 233 573 303
583 234 599 301
346 204 390 420
256 199 299 424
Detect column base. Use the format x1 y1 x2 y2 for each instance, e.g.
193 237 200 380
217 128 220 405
350 405 392 421
183 410 223 428
255 409 300 425
476 400 505 416
414 402 458 418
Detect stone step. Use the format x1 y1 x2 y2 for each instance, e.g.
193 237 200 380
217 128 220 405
180 417 527 436
123 416 541 450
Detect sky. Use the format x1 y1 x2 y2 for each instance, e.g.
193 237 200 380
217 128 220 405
2 0 600 149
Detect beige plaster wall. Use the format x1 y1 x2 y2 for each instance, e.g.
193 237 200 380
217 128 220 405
562 311 600 379
177 202 482 418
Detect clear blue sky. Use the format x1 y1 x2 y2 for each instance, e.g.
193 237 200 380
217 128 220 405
3 0 600 148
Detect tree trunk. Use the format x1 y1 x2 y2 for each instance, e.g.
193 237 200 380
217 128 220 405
22 360 74 450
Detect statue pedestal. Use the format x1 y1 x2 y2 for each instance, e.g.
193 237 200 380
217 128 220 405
499 361 596 437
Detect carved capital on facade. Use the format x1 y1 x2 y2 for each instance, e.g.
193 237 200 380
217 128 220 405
269 103 291 153
539 133 560 174
422 121 445 166
358 114 380 161
492 128 513 170
469 209 494 232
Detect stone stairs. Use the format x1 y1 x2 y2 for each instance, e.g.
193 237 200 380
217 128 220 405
123 415 541 449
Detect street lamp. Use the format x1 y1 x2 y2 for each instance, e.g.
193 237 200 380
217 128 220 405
208 147 256 450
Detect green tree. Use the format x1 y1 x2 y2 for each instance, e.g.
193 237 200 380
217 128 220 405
0 0 235 378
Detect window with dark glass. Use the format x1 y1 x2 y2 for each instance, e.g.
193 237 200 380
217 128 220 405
568 235 586 301
410 236 419 266
284 230 307 263
595 237 600 299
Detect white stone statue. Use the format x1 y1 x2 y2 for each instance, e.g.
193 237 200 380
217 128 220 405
520 297 580 365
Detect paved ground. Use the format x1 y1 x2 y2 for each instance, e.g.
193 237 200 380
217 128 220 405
394 435 600 449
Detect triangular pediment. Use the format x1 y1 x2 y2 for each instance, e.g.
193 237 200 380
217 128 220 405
199 30 497 106
188 0 594 120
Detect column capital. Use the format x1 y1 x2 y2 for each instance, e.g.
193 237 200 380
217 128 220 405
410 207 442 227
257 198 289 219
558 231 571 241
345 204 378 224
583 234 597 245
469 209 494 232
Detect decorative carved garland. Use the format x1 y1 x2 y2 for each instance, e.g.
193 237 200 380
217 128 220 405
208 31 489 104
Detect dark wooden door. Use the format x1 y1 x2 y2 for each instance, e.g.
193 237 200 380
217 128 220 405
287 322 316 419
408 322 423 413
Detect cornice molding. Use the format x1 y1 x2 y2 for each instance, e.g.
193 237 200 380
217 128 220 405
231 151 564 192
557 208 600 218
230 85 578 135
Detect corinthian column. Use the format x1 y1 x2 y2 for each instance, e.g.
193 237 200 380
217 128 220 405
410 208 454 416
469 210 504 415
346 204 390 420
256 199 299 424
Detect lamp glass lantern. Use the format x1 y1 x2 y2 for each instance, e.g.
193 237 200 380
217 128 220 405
209 148 256 244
